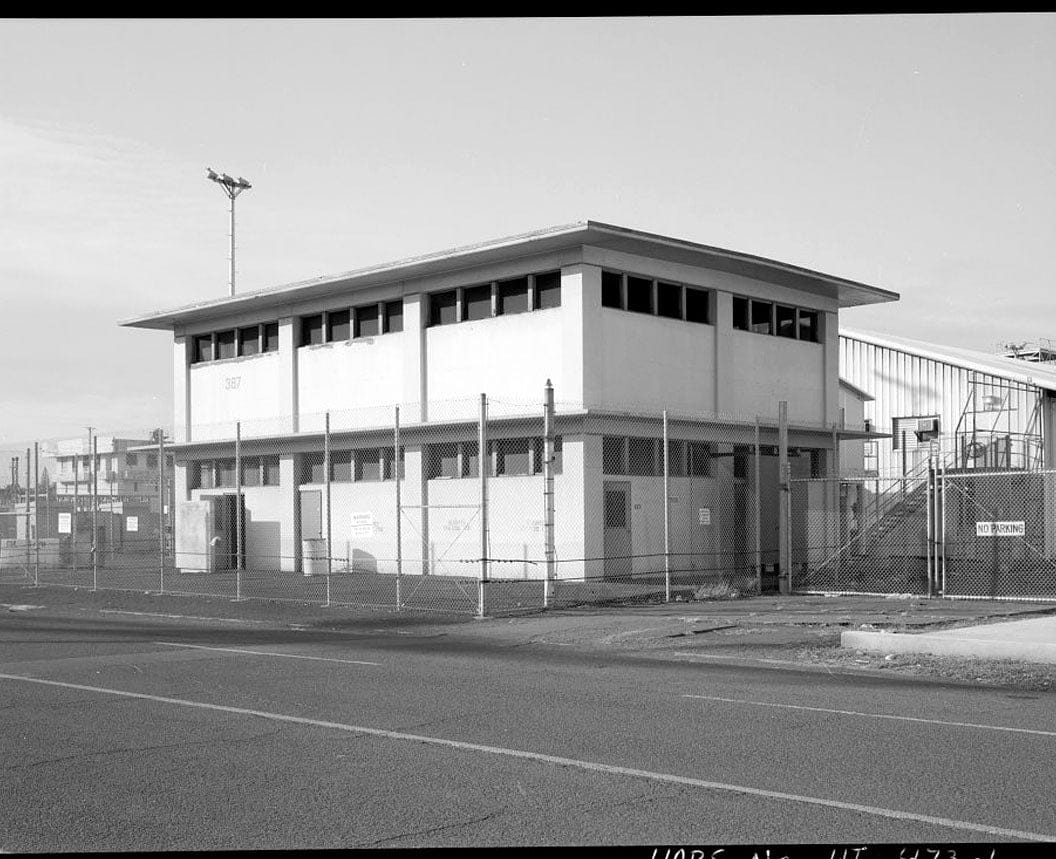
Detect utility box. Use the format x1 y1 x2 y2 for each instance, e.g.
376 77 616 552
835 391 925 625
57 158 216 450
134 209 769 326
175 495 243 572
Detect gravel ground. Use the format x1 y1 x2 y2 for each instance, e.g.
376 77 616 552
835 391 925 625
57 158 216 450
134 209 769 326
795 636 1056 692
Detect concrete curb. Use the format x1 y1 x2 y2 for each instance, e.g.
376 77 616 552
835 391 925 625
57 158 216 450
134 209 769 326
842 629 1056 665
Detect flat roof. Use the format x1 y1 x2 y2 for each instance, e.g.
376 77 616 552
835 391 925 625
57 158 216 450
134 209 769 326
121 220 899 330
841 327 1056 393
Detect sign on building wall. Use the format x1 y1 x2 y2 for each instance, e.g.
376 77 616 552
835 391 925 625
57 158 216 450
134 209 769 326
350 512 373 538
126 516 139 533
698 508 711 526
57 513 72 534
975 521 1025 537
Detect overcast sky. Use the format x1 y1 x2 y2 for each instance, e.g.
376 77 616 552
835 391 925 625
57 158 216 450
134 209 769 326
1 15 1054 459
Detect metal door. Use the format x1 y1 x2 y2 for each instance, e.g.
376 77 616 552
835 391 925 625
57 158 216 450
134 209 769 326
603 481 632 579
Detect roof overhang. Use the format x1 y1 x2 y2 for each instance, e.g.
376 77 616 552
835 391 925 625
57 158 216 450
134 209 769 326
121 220 899 331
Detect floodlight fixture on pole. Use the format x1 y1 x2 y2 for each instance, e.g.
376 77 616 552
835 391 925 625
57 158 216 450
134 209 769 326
206 167 252 296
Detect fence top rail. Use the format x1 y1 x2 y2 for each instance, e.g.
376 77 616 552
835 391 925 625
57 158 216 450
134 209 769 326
943 467 1056 480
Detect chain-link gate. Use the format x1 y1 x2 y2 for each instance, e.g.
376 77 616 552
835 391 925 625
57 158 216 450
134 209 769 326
792 472 931 595
941 469 1056 601
793 464 1056 603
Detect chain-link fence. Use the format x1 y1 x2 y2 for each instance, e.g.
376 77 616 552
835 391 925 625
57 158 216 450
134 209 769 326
791 464 1056 603
942 469 1056 600
7 398 1054 614
2 395 833 615
791 473 930 595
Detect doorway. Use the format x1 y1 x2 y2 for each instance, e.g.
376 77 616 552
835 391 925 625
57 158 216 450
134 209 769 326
603 481 632 580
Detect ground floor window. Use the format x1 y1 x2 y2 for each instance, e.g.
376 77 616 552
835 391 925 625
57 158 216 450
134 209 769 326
602 435 713 477
190 456 281 489
299 447 405 485
427 437 562 480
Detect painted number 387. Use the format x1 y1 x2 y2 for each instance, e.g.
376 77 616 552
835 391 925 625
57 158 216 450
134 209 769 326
224 377 241 390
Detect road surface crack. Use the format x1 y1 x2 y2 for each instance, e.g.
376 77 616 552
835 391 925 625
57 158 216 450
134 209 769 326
352 810 503 846
6 727 286 771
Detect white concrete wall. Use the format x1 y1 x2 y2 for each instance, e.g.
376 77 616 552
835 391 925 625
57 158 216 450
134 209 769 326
319 481 400 574
838 384 869 475
180 247 842 437
580 249 839 425
727 332 825 424
297 334 405 432
595 308 717 415
189 353 283 438
426 310 563 414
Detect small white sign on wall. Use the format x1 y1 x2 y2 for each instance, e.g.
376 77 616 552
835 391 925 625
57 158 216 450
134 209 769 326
350 512 373 538
57 513 72 534
126 516 139 533
976 521 1025 537
698 507 711 526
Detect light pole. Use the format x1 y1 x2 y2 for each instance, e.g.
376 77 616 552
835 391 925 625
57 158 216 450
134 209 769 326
206 168 252 296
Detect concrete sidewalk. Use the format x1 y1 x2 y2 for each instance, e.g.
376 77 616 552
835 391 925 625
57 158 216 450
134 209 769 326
843 614 1056 665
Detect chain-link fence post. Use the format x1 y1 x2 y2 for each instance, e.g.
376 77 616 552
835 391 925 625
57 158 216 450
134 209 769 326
109 476 115 567
777 400 790 594
662 409 671 603
92 435 98 592
543 381 556 608
394 405 403 611
33 441 39 587
478 393 488 618
159 428 167 594
235 421 242 600
926 452 934 598
324 411 332 608
939 455 947 594
831 421 842 589
25 448 31 573
72 454 78 574
754 420 762 594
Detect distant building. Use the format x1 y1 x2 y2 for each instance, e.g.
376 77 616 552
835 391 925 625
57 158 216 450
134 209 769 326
839 328 1056 476
0 437 175 549
51 436 172 499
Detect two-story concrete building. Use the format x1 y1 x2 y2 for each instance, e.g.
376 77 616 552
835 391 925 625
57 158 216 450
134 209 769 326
51 436 172 498
121 221 897 581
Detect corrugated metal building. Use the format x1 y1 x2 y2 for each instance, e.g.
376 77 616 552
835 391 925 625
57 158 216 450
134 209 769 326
839 328 1056 477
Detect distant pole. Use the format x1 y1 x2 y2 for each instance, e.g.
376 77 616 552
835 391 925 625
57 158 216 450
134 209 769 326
206 168 252 296
86 427 95 578
25 448 30 571
109 472 115 565
72 455 78 573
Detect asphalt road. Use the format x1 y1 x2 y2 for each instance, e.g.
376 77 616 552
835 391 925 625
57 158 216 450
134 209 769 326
2 597 1055 850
